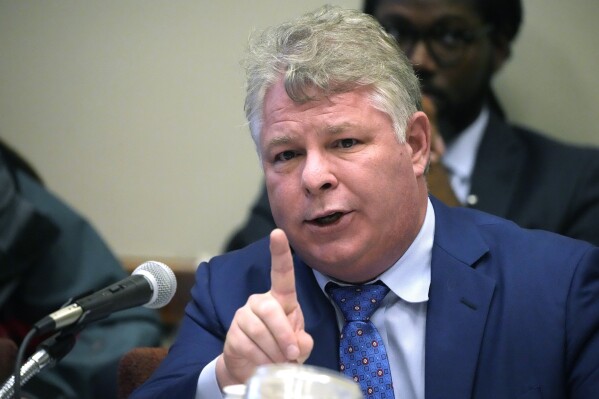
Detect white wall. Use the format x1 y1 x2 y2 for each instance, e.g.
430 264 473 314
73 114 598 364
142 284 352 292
0 1 597 264
495 1 599 145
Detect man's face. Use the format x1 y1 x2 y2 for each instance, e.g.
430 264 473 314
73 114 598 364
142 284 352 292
260 79 429 283
373 0 504 139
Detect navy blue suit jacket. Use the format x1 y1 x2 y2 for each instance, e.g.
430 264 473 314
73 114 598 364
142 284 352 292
133 198 599 398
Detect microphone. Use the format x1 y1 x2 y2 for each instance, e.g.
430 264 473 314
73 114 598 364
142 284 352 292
33 261 177 335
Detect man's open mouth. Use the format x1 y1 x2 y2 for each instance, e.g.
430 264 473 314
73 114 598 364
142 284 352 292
310 212 344 226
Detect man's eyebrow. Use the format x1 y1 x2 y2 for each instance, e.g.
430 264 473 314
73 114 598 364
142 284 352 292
263 122 355 150
324 122 353 135
264 134 293 152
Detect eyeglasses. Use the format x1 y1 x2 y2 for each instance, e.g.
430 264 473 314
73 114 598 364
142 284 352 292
381 18 493 68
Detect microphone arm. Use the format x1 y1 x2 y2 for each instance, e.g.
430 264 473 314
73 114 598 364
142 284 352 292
1 261 176 398
0 331 77 399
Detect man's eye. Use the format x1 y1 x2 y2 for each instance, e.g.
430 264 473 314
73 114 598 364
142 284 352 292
274 150 296 162
434 29 469 48
337 138 358 149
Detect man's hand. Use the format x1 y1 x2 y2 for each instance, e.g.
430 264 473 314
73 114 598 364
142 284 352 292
216 229 314 388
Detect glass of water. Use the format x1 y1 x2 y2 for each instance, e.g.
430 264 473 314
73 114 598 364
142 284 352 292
243 363 363 399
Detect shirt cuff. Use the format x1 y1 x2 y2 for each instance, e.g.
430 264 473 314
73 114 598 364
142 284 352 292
195 357 224 399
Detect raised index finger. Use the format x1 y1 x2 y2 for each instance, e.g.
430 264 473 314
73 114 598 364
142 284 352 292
269 228 297 314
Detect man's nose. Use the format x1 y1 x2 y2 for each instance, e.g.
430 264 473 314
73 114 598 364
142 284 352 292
301 153 338 195
409 40 437 73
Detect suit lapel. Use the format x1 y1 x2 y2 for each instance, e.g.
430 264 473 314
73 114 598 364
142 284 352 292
425 199 496 398
294 258 339 371
470 112 525 218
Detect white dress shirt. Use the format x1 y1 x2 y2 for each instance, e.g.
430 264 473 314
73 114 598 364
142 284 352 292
197 200 435 399
442 107 489 205
314 198 435 399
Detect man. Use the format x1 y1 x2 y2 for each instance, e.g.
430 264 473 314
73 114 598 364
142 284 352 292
133 6 599 399
0 140 162 398
225 0 599 251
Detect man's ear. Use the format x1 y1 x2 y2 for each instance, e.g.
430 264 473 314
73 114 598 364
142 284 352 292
406 111 431 177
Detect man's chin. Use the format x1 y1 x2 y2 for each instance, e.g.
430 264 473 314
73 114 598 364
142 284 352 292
296 242 349 267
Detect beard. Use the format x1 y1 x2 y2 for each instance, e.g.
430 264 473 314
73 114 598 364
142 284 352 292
420 79 492 144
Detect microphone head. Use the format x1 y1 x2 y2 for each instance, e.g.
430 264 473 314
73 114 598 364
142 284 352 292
132 261 177 309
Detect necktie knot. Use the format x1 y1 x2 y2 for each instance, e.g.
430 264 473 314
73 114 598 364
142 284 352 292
326 282 389 322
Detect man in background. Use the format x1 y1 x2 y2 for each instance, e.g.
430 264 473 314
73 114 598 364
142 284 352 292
0 139 162 398
225 0 599 250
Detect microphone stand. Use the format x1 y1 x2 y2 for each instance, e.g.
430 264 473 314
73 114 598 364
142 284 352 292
0 329 77 399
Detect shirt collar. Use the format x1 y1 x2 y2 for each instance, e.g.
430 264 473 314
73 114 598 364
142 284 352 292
313 198 434 303
443 106 489 181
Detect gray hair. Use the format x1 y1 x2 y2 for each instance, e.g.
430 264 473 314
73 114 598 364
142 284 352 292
243 5 421 152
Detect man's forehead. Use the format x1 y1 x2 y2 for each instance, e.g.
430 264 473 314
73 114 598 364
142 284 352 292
264 78 357 106
264 80 372 115
375 0 482 20
375 0 477 9
260 85 382 146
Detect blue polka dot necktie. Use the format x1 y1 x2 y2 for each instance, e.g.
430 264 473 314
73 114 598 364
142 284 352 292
326 281 395 399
